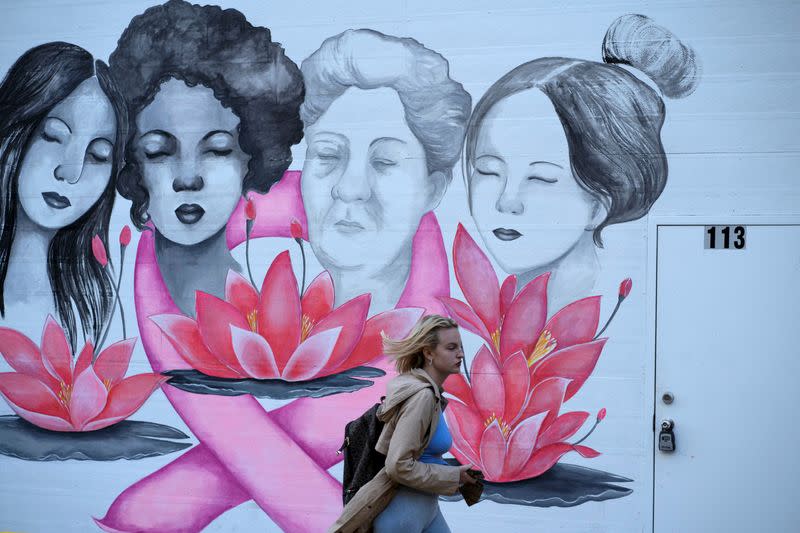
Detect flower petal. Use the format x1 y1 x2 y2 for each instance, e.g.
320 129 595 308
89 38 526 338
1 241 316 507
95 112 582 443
0 327 52 386
516 443 575 480
195 292 249 376
499 272 549 362
310 294 369 373
536 411 590 448
471 345 505 423
94 338 137 387
150 314 241 378
301 271 335 325
0 372 71 430
516 377 569 428
479 420 507 481
69 366 109 430
504 412 548 478
439 297 494 350
532 339 606 402
446 399 484 455
499 275 517 318
74 343 94 379
258 251 302 367
501 351 530 423
40 315 72 385
574 445 601 458
225 270 260 318
83 374 168 431
443 372 474 409
453 225 501 334
281 327 341 381
230 326 280 379
544 296 601 348
346 307 424 369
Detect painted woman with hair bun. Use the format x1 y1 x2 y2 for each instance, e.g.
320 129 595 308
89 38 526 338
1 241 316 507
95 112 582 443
0 42 126 349
464 14 699 311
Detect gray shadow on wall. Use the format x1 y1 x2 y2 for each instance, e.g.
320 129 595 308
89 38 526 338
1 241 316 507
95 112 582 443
441 463 633 507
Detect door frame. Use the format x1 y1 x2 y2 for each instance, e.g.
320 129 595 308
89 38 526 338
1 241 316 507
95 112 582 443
645 214 800 532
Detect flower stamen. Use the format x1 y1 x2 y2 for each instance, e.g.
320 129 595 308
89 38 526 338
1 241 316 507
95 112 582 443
528 330 557 366
301 314 314 342
247 309 258 332
57 382 72 406
484 413 511 439
490 329 501 354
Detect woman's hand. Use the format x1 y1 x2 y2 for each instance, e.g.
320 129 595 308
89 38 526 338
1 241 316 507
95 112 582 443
458 463 478 486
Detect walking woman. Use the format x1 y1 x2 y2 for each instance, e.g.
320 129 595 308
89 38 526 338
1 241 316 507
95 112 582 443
331 315 479 533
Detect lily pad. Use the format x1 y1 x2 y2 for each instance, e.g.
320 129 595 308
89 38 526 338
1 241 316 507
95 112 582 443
162 366 386 399
0 415 192 461
441 462 633 507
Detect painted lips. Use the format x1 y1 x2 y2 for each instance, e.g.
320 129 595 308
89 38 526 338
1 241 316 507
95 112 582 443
41 191 71 209
175 204 205 224
334 219 365 234
493 228 522 241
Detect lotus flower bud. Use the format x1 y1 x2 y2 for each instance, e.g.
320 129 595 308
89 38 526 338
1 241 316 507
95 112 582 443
597 408 607 422
119 225 132 247
618 278 632 299
91 235 108 267
245 198 257 221
290 218 303 241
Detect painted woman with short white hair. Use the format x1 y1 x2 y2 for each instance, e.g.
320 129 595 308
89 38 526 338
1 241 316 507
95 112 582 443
300 29 471 315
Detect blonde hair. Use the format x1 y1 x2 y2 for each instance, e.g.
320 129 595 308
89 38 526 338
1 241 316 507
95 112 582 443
382 315 458 374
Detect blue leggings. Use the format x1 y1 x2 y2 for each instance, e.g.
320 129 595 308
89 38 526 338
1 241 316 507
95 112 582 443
373 486 451 533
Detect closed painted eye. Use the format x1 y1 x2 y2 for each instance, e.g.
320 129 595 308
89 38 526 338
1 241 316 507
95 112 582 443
527 175 558 184
87 139 113 163
144 150 170 160
370 158 396 172
206 149 233 157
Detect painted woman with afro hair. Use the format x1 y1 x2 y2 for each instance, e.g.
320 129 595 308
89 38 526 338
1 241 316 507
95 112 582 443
97 2 346 531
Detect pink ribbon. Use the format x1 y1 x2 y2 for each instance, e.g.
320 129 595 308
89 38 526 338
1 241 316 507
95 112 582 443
96 172 450 532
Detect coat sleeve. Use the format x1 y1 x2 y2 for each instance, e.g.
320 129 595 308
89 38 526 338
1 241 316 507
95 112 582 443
383 390 461 495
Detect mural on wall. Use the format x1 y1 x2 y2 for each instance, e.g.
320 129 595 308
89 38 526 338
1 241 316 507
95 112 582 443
0 1 700 531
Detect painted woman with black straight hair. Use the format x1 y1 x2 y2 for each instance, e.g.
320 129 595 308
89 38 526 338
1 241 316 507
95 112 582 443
0 42 127 349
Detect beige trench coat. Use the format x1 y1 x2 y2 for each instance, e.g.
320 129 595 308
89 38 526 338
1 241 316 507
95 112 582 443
328 368 462 533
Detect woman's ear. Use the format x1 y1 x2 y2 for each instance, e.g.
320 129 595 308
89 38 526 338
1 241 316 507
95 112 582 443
585 197 608 231
426 170 449 211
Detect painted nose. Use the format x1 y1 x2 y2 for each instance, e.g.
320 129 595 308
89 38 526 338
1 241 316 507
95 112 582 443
496 190 524 215
53 164 82 185
332 167 371 203
53 143 87 184
173 160 204 192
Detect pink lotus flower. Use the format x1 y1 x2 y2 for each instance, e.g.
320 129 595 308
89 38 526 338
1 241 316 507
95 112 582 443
153 251 422 381
440 225 606 399
0 316 165 432
445 346 599 482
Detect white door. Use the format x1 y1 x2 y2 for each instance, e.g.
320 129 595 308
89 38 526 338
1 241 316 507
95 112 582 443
654 223 800 533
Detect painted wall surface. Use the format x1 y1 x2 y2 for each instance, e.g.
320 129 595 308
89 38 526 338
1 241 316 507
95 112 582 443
0 1 797 532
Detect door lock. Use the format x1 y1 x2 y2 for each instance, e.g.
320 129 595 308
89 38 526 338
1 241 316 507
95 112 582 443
658 419 676 452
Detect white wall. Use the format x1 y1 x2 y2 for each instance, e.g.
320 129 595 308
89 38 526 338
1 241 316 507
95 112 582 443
0 1 797 532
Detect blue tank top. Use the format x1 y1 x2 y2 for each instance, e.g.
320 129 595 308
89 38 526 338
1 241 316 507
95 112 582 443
419 411 452 465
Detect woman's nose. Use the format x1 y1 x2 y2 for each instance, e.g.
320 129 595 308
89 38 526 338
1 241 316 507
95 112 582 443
496 182 524 215
53 164 81 185
173 159 204 192
332 165 371 202
53 143 86 184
